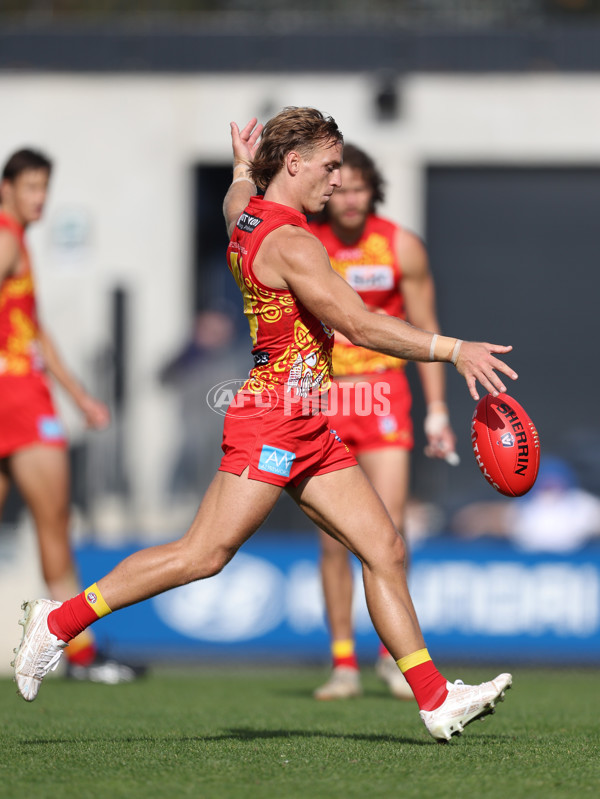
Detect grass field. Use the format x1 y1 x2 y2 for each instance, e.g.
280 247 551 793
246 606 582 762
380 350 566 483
0 665 598 799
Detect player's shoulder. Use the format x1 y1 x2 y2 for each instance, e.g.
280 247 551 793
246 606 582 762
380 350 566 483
367 213 401 236
263 223 328 272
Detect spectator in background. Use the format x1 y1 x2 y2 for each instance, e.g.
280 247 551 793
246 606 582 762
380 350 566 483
160 306 249 505
0 148 144 683
452 456 600 553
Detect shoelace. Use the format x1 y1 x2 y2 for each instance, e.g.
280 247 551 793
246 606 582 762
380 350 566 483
31 638 64 678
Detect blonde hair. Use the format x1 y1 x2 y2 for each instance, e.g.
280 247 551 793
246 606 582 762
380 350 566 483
250 107 343 191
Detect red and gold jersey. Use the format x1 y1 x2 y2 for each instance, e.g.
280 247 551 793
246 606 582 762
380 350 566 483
227 196 334 397
309 214 406 377
0 211 43 377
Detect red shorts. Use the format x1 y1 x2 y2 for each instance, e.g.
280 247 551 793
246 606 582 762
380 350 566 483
326 370 413 455
0 373 67 458
219 389 357 487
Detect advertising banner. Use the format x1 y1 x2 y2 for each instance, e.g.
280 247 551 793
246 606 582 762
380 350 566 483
76 533 600 664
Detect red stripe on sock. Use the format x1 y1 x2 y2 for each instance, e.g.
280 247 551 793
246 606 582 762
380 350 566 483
403 660 448 711
47 593 100 643
333 654 359 670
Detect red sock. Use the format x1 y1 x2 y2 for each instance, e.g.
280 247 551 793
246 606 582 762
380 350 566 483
332 639 359 670
48 593 100 643
398 649 449 711
48 583 112 643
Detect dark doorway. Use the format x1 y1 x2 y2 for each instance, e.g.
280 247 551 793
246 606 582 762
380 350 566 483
407 165 600 513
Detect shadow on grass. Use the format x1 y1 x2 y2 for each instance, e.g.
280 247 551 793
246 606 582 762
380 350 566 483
20 726 433 746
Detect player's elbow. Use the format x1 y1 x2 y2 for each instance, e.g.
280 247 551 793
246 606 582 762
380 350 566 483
340 315 371 348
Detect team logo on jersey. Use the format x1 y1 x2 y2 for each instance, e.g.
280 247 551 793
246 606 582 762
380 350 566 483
258 445 296 478
236 212 263 233
286 352 323 398
345 265 394 291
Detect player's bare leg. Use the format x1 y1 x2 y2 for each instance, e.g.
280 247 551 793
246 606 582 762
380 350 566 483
292 466 423 658
95 469 282 611
314 449 413 699
290 465 512 739
11 445 145 682
10 446 75 598
314 530 362 699
14 468 283 701
359 447 414 698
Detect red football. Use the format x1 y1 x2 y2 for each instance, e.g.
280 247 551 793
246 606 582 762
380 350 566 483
471 393 540 497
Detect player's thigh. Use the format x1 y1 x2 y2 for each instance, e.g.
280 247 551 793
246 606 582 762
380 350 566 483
317 523 351 561
9 445 70 522
357 447 410 529
180 467 283 562
289 465 405 567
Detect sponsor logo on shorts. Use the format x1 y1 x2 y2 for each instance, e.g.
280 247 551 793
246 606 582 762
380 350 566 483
38 416 65 441
258 445 296 478
86 592 98 604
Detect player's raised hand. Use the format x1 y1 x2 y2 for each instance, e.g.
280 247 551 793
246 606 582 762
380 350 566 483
230 118 263 168
454 341 518 401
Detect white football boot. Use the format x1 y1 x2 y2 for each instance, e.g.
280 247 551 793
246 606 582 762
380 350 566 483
12 599 68 702
375 654 414 700
313 666 362 700
420 673 512 742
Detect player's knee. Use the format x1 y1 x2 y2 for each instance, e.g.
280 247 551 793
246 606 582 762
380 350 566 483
379 528 407 571
180 543 237 583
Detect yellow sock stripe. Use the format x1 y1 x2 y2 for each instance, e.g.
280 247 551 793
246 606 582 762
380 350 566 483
84 583 112 618
397 648 431 674
332 639 355 659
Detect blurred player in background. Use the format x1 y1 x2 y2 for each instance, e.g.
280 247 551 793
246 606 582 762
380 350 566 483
0 148 143 684
309 144 456 700
13 110 516 742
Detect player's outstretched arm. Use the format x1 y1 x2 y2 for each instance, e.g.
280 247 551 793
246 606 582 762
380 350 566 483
223 118 263 237
265 228 517 400
37 327 110 428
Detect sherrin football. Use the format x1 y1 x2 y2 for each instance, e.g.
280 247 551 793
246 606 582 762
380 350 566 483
471 393 540 497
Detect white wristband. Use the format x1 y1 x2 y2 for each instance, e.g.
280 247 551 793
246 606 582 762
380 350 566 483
429 334 438 362
424 411 450 438
451 339 463 365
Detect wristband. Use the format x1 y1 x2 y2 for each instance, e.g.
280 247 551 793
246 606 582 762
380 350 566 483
429 334 438 362
424 410 450 438
451 339 463 365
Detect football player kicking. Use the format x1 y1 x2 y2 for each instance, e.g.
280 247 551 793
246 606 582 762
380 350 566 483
13 108 515 742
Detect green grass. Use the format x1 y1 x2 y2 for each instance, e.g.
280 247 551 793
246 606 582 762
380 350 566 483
0 666 598 799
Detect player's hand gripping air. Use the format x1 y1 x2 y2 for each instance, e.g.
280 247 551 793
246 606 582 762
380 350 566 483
452 341 517 401
230 117 263 174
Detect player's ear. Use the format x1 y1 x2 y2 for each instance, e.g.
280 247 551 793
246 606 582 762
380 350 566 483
286 150 301 176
